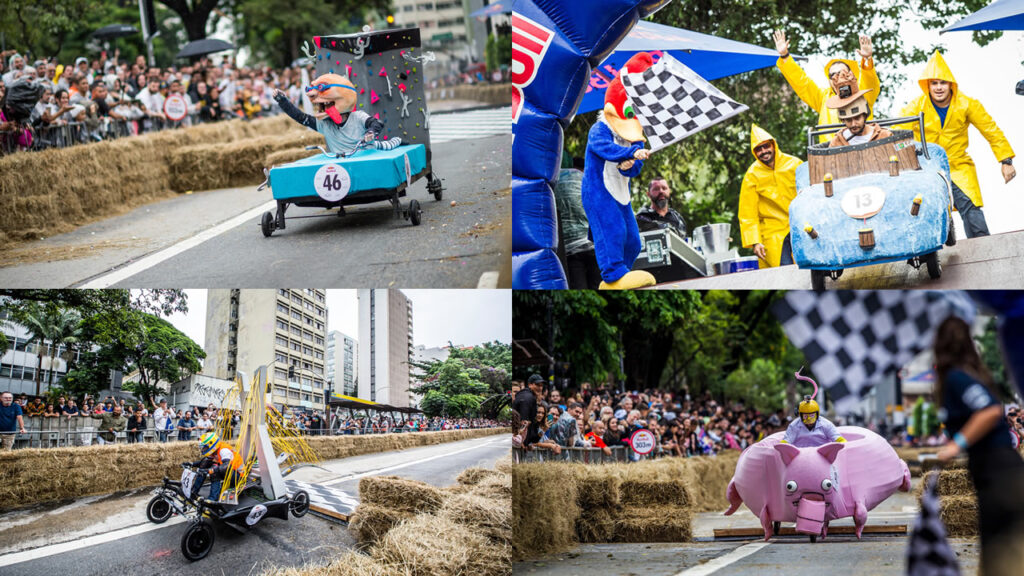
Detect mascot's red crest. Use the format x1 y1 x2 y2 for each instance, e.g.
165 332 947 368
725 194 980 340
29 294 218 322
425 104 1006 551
603 52 653 142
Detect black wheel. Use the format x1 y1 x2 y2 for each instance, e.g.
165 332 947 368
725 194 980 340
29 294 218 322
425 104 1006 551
811 270 827 291
146 495 173 524
290 490 310 518
810 535 817 543
428 174 443 201
925 251 942 279
180 520 215 561
773 521 781 535
945 222 956 246
261 211 275 237
409 199 422 226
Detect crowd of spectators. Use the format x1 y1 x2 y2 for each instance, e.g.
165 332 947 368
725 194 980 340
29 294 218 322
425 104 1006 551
4 391 502 449
0 48 314 154
511 376 786 461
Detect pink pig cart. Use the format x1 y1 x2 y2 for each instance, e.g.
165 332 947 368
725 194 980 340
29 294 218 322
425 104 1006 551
724 426 912 542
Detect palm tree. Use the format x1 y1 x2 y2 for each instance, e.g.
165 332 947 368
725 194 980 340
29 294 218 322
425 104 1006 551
46 308 82 389
14 302 47 396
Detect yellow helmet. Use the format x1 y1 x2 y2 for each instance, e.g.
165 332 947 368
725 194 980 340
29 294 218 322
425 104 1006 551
798 398 819 414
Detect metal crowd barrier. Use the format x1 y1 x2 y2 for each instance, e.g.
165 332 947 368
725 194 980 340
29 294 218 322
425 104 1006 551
512 445 654 463
0 112 208 156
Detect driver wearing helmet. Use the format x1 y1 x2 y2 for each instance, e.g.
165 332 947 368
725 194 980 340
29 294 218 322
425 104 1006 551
780 396 847 447
193 431 242 501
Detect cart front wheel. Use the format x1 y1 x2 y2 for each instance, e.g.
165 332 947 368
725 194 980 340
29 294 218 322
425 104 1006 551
810 534 817 543
428 174 443 201
925 252 942 279
290 490 310 518
261 211 276 237
811 270 828 291
409 199 422 226
181 519 215 561
146 495 173 524
773 521 781 535
945 222 956 247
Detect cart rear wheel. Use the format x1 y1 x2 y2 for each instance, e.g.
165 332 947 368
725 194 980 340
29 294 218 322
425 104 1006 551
773 521 781 535
428 175 443 201
290 490 310 518
810 535 817 543
261 211 275 237
181 520 215 561
925 252 942 279
147 495 173 524
811 270 828 291
409 199 422 226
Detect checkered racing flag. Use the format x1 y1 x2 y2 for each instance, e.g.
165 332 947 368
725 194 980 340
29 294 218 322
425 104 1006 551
771 291 976 414
906 473 961 576
620 52 747 152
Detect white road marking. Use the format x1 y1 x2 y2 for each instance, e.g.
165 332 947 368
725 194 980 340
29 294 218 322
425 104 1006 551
476 270 500 288
674 541 771 576
0 516 185 568
321 435 508 487
78 200 277 288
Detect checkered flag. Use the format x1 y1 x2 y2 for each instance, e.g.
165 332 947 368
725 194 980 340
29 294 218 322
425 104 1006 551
906 473 961 576
620 52 747 152
771 291 976 414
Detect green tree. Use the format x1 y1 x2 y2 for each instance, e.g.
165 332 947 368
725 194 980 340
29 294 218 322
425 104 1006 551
117 314 206 406
236 0 390 68
723 357 786 413
977 316 1011 400
411 355 491 418
0 289 188 317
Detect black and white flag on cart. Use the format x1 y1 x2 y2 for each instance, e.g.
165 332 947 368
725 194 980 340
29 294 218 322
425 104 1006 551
620 52 747 152
771 291 976 414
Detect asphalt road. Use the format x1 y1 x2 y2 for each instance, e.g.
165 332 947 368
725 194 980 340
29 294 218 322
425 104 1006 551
0 433 509 576
0 115 511 288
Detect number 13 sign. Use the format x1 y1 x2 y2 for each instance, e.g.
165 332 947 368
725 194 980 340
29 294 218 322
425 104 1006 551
840 185 886 219
314 164 352 202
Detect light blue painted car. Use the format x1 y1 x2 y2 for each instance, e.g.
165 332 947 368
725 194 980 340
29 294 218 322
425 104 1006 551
788 118 955 289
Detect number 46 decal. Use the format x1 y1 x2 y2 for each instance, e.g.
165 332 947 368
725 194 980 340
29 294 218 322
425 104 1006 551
313 164 351 202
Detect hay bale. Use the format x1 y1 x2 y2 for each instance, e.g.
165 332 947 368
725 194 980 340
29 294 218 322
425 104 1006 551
265 148 320 168
572 466 620 510
264 551 391 576
359 476 444 514
576 507 616 543
619 478 691 507
439 492 511 545
373 513 511 576
457 467 503 486
512 463 578 560
940 495 979 537
613 506 692 542
349 503 412 547
469 473 512 500
918 469 976 499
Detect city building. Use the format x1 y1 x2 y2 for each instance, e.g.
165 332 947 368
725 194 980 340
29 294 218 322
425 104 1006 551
204 289 329 412
0 315 83 397
391 0 491 67
413 344 452 365
357 290 414 407
327 330 358 397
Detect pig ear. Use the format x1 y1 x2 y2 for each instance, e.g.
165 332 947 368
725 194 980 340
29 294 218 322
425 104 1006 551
817 443 844 464
774 442 800 465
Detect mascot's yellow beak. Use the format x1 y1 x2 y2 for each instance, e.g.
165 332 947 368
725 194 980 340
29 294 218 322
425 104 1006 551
603 102 645 143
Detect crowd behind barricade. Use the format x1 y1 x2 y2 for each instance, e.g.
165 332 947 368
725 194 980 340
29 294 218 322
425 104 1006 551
0 48 314 155
508 375 1024 463
0 390 502 450
510 375 788 463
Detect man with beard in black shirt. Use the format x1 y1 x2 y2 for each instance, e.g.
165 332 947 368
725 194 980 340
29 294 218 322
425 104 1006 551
512 374 545 447
636 177 687 236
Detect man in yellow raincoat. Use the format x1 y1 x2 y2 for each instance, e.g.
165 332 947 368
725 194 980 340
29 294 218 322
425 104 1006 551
899 51 1016 238
773 30 880 143
738 124 803 267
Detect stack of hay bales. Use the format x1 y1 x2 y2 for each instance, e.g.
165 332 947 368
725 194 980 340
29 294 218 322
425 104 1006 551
917 469 978 537
274 465 512 576
0 114 316 248
512 452 741 560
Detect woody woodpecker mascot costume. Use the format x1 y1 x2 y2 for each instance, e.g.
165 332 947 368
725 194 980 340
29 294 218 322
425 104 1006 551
582 52 657 290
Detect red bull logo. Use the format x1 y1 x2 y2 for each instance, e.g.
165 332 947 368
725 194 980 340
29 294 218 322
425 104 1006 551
511 12 554 124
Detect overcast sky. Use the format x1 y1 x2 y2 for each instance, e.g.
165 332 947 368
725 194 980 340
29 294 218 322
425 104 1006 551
791 20 1023 237
164 289 511 353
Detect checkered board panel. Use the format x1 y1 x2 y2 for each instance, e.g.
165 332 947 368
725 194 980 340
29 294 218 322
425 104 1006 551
771 291 975 414
285 479 359 520
621 53 747 152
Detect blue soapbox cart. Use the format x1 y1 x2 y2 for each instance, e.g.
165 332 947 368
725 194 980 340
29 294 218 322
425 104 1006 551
258 27 444 237
788 114 956 290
